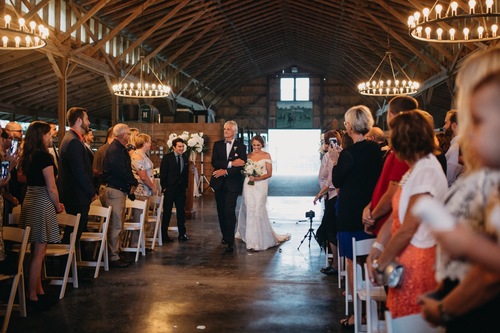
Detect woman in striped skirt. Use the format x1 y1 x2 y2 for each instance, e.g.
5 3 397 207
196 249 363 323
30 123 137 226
18 121 64 304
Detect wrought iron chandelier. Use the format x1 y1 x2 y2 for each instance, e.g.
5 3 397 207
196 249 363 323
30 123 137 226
112 56 171 98
358 51 420 97
1 14 49 50
408 1 500 43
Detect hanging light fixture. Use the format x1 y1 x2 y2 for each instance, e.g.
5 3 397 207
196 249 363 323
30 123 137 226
358 52 420 96
1 13 49 50
408 1 500 43
112 56 172 98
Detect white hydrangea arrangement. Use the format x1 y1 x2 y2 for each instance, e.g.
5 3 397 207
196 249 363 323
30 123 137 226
167 131 206 161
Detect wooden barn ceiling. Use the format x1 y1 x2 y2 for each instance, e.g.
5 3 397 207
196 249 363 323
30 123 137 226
0 0 496 128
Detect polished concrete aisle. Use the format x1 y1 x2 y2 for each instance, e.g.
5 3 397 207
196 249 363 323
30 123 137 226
8 196 346 333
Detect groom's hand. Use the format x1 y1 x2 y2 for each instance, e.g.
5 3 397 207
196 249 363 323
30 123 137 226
232 158 245 167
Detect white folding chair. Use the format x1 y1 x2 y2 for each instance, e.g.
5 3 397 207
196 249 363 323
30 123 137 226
145 194 163 250
121 199 148 262
340 248 350 315
352 237 386 333
44 213 81 299
0 226 30 333
7 205 21 226
78 205 112 278
385 311 440 333
364 263 387 333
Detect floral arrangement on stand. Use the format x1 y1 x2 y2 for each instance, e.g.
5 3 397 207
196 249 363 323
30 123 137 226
167 131 207 162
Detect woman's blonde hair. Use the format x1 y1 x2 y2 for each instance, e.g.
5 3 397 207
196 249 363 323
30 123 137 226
135 133 151 149
344 105 374 135
456 46 500 171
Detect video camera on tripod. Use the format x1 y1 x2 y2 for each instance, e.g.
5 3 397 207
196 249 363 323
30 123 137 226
298 210 318 250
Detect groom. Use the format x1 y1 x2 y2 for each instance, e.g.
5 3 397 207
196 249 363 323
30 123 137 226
210 120 247 252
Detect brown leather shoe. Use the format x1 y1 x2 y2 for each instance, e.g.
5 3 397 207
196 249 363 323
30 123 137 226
109 259 130 268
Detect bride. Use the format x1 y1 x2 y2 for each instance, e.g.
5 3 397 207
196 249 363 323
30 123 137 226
236 135 291 251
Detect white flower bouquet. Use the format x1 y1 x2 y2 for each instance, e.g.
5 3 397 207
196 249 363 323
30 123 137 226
167 131 207 161
242 159 264 185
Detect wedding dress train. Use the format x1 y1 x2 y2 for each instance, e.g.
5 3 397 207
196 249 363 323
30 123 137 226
236 159 291 251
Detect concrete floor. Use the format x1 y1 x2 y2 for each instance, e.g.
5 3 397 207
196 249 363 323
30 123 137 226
6 196 348 333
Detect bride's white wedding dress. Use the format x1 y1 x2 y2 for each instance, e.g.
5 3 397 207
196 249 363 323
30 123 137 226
235 158 291 251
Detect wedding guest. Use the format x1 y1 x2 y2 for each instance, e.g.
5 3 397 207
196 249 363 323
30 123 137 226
368 110 448 319
332 105 383 327
130 134 157 245
210 120 247 253
313 130 342 274
160 137 189 242
236 135 290 251
57 107 95 244
443 110 464 187
94 126 114 192
47 123 59 170
4 122 25 217
362 96 416 238
18 121 64 306
128 127 139 156
99 124 138 268
419 46 500 333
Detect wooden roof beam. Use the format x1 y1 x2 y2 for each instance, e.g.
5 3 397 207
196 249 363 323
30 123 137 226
114 0 192 64
363 10 442 72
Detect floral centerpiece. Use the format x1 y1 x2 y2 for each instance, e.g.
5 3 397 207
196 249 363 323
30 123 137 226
241 159 264 185
167 131 207 162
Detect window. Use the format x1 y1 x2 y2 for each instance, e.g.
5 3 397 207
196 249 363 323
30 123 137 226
280 77 310 101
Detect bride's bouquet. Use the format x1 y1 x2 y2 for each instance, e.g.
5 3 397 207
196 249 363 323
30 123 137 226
242 159 264 185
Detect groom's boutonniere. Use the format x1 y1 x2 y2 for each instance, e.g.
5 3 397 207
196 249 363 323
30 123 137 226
233 146 238 151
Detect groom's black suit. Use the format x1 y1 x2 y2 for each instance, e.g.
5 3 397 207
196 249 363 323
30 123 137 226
210 138 247 245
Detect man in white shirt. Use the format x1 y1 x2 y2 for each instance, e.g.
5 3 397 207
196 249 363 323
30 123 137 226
443 109 464 186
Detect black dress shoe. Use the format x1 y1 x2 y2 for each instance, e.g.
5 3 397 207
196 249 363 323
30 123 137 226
221 239 228 245
109 259 130 268
178 235 189 241
225 243 234 253
163 236 174 243
119 252 135 263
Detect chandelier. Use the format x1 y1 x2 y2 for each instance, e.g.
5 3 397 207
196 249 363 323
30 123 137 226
358 52 420 97
1 14 49 49
112 56 172 98
408 1 500 43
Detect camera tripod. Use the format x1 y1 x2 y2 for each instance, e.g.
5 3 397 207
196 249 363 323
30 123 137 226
297 215 319 250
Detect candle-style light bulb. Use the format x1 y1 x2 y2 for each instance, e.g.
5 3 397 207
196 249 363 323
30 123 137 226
18 18 25 30
417 26 423 37
425 27 432 39
4 15 11 28
478 26 484 39
435 4 443 19
2 36 8 47
486 0 494 13
463 27 470 40
414 12 421 24
29 21 36 33
468 0 476 14
423 8 430 21
450 28 456 40
451 2 459 16
25 35 31 47
437 28 443 40
14 36 20 47
408 16 415 28
492 24 498 37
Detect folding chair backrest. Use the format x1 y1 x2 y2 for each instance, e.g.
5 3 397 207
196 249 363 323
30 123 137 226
2 226 30 276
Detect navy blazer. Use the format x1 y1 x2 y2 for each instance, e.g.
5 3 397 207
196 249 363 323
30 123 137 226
210 139 247 193
160 151 189 190
57 129 95 206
